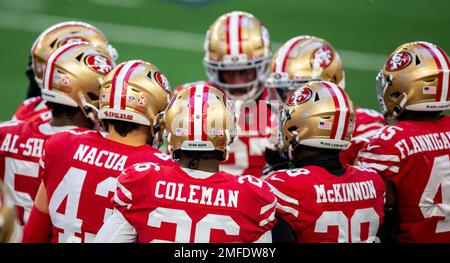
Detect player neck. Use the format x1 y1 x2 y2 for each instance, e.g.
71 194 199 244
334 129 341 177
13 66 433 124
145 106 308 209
107 125 151 147
179 151 220 173
292 146 345 176
396 110 443 122
50 112 92 129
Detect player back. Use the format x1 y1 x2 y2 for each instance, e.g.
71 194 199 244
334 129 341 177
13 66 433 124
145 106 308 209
40 130 174 243
114 163 277 242
358 116 450 242
12 96 51 123
0 119 80 225
266 165 385 243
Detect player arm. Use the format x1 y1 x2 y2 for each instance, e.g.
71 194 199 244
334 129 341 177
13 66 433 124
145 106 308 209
271 216 297 243
95 209 137 243
378 178 399 243
356 128 402 179
22 182 52 243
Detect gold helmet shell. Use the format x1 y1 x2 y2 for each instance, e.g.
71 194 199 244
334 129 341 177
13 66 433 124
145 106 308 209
266 35 344 97
164 82 236 160
280 81 355 159
99 60 171 130
31 21 118 88
41 42 114 122
203 11 271 100
376 41 450 118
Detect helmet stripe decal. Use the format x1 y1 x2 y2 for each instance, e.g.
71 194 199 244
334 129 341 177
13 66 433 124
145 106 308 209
225 16 231 55
322 82 350 140
120 61 141 110
437 46 450 101
193 83 205 141
238 14 243 54
109 62 126 109
189 87 196 141
43 42 84 91
201 85 210 141
275 36 306 73
111 60 140 110
418 42 450 102
32 22 104 77
228 13 240 56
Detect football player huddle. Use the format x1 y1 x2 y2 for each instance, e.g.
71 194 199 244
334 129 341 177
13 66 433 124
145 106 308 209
0 10 448 243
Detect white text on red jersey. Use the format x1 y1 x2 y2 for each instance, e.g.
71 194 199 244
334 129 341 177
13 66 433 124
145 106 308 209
314 180 377 203
154 180 239 208
73 144 128 171
0 133 44 158
395 131 450 159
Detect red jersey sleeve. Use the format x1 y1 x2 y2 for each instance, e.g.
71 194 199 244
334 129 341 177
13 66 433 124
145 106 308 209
238 175 277 235
113 162 160 214
357 125 403 179
264 169 308 227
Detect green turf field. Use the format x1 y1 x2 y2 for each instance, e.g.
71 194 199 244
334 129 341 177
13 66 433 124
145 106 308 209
0 0 449 121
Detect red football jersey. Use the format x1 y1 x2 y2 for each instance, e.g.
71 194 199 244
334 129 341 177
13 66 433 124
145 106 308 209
40 130 175 243
357 116 450 242
340 107 387 165
0 120 82 225
113 163 277 242
220 88 278 177
266 165 385 243
12 96 52 123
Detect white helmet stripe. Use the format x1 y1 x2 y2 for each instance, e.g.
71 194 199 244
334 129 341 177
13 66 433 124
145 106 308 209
193 83 205 141
327 82 350 140
112 60 139 110
419 42 450 102
228 13 240 56
43 42 84 91
275 36 305 73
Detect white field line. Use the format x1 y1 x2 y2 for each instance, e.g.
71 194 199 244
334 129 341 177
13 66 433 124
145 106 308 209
0 9 387 71
90 0 143 9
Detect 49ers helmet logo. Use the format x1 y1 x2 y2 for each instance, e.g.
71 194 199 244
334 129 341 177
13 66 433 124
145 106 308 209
84 54 113 75
155 72 171 93
311 46 334 69
385 51 412 71
287 87 313 105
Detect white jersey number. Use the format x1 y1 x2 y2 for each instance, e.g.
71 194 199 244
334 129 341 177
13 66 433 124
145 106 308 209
3 157 39 223
419 154 450 233
147 207 240 243
48 167 117 242
314 208 380 243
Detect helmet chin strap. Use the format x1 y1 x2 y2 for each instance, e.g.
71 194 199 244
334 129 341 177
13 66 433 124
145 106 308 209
79 95 101 130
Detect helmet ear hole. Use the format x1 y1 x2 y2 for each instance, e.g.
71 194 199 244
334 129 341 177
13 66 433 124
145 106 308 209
87 92 98 101
390 91 401 99
75 53 84 61
415 55 421 66
314 92 320 102
50 39 57 48
288 126 297 132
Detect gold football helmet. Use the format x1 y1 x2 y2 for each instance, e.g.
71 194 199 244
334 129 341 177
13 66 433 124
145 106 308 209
31 21 118 88
376 41 450 118
203 11 271 100
266 35 344 100
99 60 171 136
0 182 20 243
164 82 236 160
280 81 355 159
41 42 114 124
